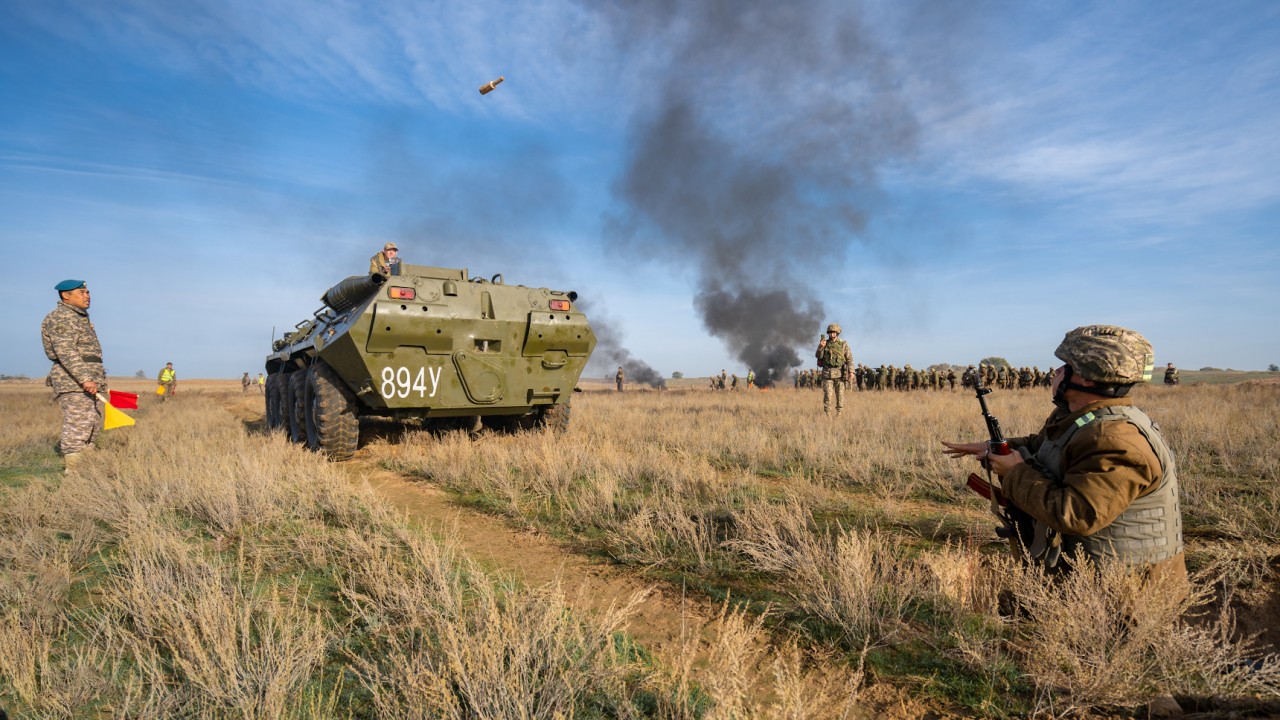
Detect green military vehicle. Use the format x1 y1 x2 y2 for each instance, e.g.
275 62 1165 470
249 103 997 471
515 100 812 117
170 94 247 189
264 263 596 459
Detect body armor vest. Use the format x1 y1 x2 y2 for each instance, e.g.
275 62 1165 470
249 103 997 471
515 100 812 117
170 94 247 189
818 340 848 368
1027 405 1182 568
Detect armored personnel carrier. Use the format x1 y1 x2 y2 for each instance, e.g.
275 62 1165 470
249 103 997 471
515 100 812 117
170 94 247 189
264 263 596 459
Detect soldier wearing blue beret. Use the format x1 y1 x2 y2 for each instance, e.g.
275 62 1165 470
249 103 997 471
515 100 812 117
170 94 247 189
41 279 107 472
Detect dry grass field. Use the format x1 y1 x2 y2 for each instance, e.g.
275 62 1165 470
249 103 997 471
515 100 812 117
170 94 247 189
2 378 1279 718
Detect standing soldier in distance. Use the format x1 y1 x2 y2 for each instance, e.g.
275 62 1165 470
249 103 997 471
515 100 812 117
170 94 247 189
615 365 625 392
157 362 177 401
1163 363 1179 386
815 323 853 415
369 242 400 277
241 372 251 394
42 279 107 473
257 373 266 394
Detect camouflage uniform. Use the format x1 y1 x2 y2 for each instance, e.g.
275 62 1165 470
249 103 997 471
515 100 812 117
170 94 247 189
1163 364 1179 386
242 372 251 394
42 298 106 456
615 366 625 392
815 327 853 414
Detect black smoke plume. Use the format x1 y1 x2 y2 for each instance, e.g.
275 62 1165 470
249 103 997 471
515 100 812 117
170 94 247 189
578 300 666 388
600 1 923 386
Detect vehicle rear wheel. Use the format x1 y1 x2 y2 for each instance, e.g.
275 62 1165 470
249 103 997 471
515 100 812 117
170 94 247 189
306 360 359 460
288 371 308 443
537 402 571 433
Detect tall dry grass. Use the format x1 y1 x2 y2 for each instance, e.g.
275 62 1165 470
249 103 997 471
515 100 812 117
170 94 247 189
0 385 61 470
0 386 850 718
377 382 1280 715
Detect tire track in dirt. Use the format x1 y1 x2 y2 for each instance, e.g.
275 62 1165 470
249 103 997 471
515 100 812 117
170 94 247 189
219 392 925 719
345 456 934 720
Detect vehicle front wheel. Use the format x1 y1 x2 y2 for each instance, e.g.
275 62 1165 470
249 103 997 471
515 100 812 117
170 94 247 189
537 403 571 433
264 374 280 429
305 360 359 460
288 371 308 444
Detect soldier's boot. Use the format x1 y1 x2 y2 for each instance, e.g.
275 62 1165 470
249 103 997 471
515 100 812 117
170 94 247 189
63 452 84 474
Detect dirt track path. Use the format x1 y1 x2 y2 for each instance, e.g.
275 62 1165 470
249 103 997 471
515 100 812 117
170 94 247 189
220 392 923 719
352 459 717 659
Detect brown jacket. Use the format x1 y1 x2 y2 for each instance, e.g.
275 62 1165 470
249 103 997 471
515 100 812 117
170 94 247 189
369 252 395 276
1003 398 1186 584
1004 398 1163 536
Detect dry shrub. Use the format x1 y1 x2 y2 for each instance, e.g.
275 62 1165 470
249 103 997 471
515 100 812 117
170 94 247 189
103 529 329 718
0 385 60 464
730 501 918 649
648 600 857 720
339 525 642 719
1 390 679 717
56 401 374 539
606 495 725 571
1010 553 1280 712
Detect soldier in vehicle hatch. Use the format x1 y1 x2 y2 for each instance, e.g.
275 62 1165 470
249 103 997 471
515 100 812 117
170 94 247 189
369 242 401 277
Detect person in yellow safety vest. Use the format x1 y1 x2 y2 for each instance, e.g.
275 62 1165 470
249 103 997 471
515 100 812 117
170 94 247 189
257 373 266 394
157 362 177 401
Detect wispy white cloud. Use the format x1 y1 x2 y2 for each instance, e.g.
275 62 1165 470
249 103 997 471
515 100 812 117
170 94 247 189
908 2 1280 229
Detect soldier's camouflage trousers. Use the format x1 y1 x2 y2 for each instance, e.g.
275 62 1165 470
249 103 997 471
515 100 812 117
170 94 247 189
821 374 846 413
57 391 101 455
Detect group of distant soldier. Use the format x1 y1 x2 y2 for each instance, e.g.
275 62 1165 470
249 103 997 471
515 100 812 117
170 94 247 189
708 369 756 390
793 363 1052 392
962 364 1054 390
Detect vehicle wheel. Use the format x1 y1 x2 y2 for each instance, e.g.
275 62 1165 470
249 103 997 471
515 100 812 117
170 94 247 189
265 373 280 429
306 360 359 460
275 374 292 433
537 403 571 433
288 371 308 444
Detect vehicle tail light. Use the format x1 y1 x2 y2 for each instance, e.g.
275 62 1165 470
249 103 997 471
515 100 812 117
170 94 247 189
389 287 416 300
549 299 571 311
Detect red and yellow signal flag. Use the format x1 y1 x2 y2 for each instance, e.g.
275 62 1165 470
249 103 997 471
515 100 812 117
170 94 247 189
96 393 136 430
109 390 138 410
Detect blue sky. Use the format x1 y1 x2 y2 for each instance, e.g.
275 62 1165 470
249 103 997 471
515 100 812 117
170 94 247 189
2 0 1277 380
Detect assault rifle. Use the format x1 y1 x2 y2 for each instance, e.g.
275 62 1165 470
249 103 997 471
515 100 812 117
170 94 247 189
966 374 1035 551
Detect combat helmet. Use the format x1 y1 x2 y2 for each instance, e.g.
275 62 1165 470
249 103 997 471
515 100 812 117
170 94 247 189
1054 325 1154 385
826 323 842 334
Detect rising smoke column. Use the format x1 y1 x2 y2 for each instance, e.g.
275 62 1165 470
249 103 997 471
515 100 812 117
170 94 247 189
577 298 666 388
600 1 922 385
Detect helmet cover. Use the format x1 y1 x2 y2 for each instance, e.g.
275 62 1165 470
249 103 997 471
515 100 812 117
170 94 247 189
1054 325 1154 384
